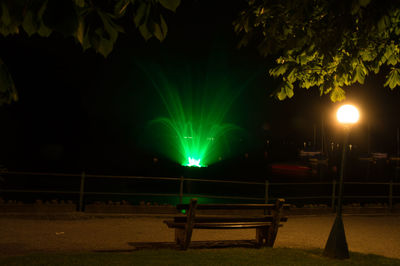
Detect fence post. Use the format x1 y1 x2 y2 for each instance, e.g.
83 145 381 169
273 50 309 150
331 180 336 211
179 176 184 204
265 180 269 204
79 171 85 212
389 180 393 211
264 180 269 215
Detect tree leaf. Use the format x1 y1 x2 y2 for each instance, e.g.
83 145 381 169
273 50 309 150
153 15 168 41
299 53 308 65
37 1 52 37
269 63 289 77
38 24 52 37
1 3 11 26
352 64 367 84
134 2 147 27
74 0 86 8
275 82 294 100
97 38 113 57
22 10 37 36
378 15 389 32
285 82 294 98
153 22 163 41
359 0 371 7
139 23 152 41
330 87 345 102
76 17 85 44
360 49 375 61
276 87 287 100
387 54 398 66
82 26 92 50
159 0 180 12
286 69 297 83
384 68 400 89
300 79 312 89
160 15 168 37
98 10 121 42
0 57 18 106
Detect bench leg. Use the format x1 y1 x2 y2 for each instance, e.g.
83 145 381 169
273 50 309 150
175 228 185 248
256 227 269 247
257 227 279 247
266 225 279 247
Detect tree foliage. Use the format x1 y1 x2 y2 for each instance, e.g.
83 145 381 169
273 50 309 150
0 57 17 106
0 0 180 105
234 0 400 101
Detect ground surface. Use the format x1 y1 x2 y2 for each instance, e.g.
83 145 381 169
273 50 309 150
0 214 399 259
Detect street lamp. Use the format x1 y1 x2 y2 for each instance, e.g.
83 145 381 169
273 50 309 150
323 104 359 259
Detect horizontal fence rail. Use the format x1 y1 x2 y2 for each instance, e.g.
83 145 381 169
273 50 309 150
0 171 399 212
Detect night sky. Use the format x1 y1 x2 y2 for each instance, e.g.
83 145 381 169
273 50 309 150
1 0 400 175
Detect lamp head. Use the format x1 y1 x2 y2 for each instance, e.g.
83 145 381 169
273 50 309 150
337 104 359 125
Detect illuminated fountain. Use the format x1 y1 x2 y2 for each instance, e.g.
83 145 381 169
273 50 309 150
149 89 240 167
144 63 244 168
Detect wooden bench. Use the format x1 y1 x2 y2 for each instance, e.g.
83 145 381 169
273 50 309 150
164 198 289 250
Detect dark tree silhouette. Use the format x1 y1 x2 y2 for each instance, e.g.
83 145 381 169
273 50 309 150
0 0 180 105
234 0 400 101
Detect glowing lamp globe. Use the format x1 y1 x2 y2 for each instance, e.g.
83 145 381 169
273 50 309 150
336 104 359 125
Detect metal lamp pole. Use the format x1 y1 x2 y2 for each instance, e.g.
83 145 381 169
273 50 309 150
323 104 359 259
323 127 350 259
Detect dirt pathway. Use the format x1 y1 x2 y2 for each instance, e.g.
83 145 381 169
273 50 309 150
0 215 399 259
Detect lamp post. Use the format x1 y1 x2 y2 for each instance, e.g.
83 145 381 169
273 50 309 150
323 104 359 259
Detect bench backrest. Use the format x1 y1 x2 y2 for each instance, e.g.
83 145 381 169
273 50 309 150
176 203 289 211
177 199 288 216
176 199 289 216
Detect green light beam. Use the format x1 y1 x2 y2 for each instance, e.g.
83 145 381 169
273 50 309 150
141 56 247 167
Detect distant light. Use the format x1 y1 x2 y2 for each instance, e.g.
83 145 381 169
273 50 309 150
337 104 359 124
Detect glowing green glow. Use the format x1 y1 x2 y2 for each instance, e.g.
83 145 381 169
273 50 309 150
185 157 203 167
150 107 238 167
141 54 248 167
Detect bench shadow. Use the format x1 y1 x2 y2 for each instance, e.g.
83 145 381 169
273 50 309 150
126 240 259 250
93 240 259 253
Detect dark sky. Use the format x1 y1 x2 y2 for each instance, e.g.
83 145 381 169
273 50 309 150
1 0 400 173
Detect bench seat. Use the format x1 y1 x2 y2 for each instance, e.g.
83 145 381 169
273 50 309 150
164 221 284 229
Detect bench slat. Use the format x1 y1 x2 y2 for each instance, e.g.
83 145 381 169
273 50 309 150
164 220 283 229
172 216 288 223
176 203 290 211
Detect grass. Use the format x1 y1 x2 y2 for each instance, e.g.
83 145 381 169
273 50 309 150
0 248 399 266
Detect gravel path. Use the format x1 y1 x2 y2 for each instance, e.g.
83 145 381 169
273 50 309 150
0 215 399 259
